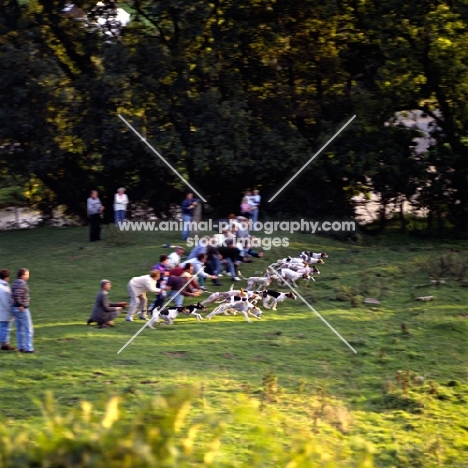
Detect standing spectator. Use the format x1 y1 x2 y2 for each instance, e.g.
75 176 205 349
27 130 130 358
11 268 35 353
87 280 124 328
126 270 161 321
113 187 129 227
240 196 253 219
251 189 261 226
87 190 104 242
181 193 198 241
0 269 15 351
167 246 185 269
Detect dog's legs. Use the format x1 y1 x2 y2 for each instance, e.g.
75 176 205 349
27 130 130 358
247 308 262 319
206 305 228 319
147 309 161 329
241 308 252 322
201 295 215 306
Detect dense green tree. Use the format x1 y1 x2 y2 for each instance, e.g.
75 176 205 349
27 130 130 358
1 0 467 228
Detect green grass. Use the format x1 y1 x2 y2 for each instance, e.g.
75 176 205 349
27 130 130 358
0 225 467 466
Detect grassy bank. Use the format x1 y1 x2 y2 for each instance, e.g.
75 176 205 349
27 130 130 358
0 225 467 466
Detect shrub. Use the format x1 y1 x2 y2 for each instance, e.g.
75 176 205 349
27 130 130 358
0 387 375 467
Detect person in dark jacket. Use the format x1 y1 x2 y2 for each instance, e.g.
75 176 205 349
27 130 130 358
165 272 202 307
11 268 35 353
181 193 199 241
87 190 104 242
87 280 125 328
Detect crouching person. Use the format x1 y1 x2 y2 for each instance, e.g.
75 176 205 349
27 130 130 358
88 280 123 328
126 270 161 321
166 271 202 307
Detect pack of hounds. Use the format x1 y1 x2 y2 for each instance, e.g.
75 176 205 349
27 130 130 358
148 251 328 327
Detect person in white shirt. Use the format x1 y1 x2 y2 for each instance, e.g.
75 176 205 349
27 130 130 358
251 189 261 226
167 246 185 269
126 270 161 321
114 187 129 226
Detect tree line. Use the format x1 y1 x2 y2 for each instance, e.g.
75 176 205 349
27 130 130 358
1 0 467 230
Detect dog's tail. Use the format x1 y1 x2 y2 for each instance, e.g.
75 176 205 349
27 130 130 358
237 270 249 280
264 269 278 279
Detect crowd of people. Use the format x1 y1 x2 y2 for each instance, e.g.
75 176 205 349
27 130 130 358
0 268 35 353
86 188 261 242
87 219 264 328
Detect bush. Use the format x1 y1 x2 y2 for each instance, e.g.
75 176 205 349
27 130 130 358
0 387 375 467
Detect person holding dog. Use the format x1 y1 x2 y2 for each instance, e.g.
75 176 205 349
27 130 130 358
125 270 161 321
87 280 126 328
166 271 202 307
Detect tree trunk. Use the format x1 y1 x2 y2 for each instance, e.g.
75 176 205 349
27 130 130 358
379 199 387 231
399 199 406 233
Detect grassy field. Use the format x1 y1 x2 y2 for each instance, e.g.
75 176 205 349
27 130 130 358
0 225 467 466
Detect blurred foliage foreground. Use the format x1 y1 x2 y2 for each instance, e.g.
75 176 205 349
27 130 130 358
0 386 374 468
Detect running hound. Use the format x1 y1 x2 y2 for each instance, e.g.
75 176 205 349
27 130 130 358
262 290 297 310
148 302 206 327
276 268 313 288
206 297 262 322
300 251 328 260
238 270 278 290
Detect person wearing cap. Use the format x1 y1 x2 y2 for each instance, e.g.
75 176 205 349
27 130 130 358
167 246 185 269
114 187 129 227
126 270 161 321
166 270 202 307
87 280 124 328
